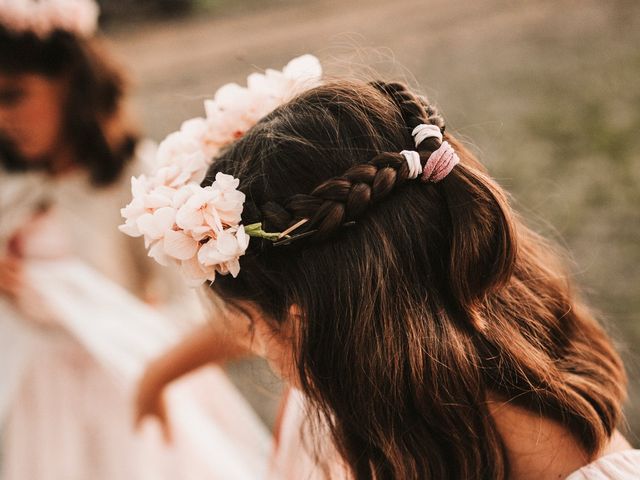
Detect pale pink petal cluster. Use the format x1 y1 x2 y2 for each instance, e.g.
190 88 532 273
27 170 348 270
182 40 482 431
120 55 322 285
120 172 247 285
0 0 99 39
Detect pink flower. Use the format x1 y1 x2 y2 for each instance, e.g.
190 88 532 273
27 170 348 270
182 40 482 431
147 240 170 267
174 174 245 239
175 186 222 240
283 54 323 83
121 172 248 285
155 130 209 187
210 173 245 226
162 229 199 261
136 206 176 242
0 0 99 38
202 55 323 149
146 229 199 267
197 227 249 278
120 55 323 285
180 256 217 286
118 179 177 237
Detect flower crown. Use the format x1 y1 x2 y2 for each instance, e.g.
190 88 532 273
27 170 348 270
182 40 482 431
120 55 460 286
0 0 99 39
119 55 323 285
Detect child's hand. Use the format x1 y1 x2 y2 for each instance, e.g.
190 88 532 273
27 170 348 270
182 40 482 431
0 256 23 302
135 363 172 443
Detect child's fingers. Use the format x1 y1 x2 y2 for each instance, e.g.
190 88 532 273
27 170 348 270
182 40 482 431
0 258 24 300
159 417 173 443
157 398 173 443
133 391 158 429
133 409 145 431
134 396 173 444
133 404 173 443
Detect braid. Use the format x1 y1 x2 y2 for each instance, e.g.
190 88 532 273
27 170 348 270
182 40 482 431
370 81 446 153
369 81 446 129
257 82 447 243
256 152 412 242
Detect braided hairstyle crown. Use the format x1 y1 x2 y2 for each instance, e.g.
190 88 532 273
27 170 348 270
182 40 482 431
239 81 447 244
203 80 625 480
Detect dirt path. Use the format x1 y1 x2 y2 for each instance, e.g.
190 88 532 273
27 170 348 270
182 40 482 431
110 0 634 139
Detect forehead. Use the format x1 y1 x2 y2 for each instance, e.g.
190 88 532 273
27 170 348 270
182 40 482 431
0 72 61 93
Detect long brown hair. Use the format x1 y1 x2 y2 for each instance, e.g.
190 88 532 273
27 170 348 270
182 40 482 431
208 80 626 479
0 27 138 186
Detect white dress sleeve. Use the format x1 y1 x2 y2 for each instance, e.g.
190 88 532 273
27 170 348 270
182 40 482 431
0 170 49 424
0 169 48 253
0 300 35 424
565 450 640 479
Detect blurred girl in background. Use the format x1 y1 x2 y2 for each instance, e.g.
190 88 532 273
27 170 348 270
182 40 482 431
126 56 638 479
0 1 270 478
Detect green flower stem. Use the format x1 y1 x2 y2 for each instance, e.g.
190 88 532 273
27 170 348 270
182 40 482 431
244 223 285 242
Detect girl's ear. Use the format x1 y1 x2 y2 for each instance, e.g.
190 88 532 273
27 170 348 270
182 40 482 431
288 304 302 319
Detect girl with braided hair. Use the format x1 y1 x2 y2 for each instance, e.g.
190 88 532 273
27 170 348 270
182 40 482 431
126 57 637 479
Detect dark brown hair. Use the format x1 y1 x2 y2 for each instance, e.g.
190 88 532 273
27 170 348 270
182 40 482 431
0 26 137 186
207 80 626 479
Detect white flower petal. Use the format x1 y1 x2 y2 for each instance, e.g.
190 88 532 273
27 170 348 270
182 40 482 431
283 54 322 80
136 207 175 240
136 213 161 240
163 229 199 260
1 0 99 38
148 240 170 266
213 172 240 190
225 259 241 278
236 225 250 251
180 256 214 286
131 175 150 196
197 239 228 267
172 185 196 209
180 117 207 138
118 221 141 237
121 197 145 221
217 231 241 256
203 207 223 233
176 204 204 231
144 192 172 209
154 206 177 232
213 83 250 112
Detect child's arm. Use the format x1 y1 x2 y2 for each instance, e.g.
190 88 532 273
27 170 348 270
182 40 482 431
0 255 22 301
135 315 252 441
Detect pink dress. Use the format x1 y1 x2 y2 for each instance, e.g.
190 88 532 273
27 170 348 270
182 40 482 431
0 168 272 479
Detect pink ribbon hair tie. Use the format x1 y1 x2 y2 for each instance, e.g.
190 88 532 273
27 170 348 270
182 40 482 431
400 141 460 183
401 123 460 183
420 141 460 183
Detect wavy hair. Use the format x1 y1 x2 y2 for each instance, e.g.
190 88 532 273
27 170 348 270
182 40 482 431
0 26 137 186
207 80 626 479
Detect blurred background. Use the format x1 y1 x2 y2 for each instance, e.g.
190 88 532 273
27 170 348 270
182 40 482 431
103 0 640 440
